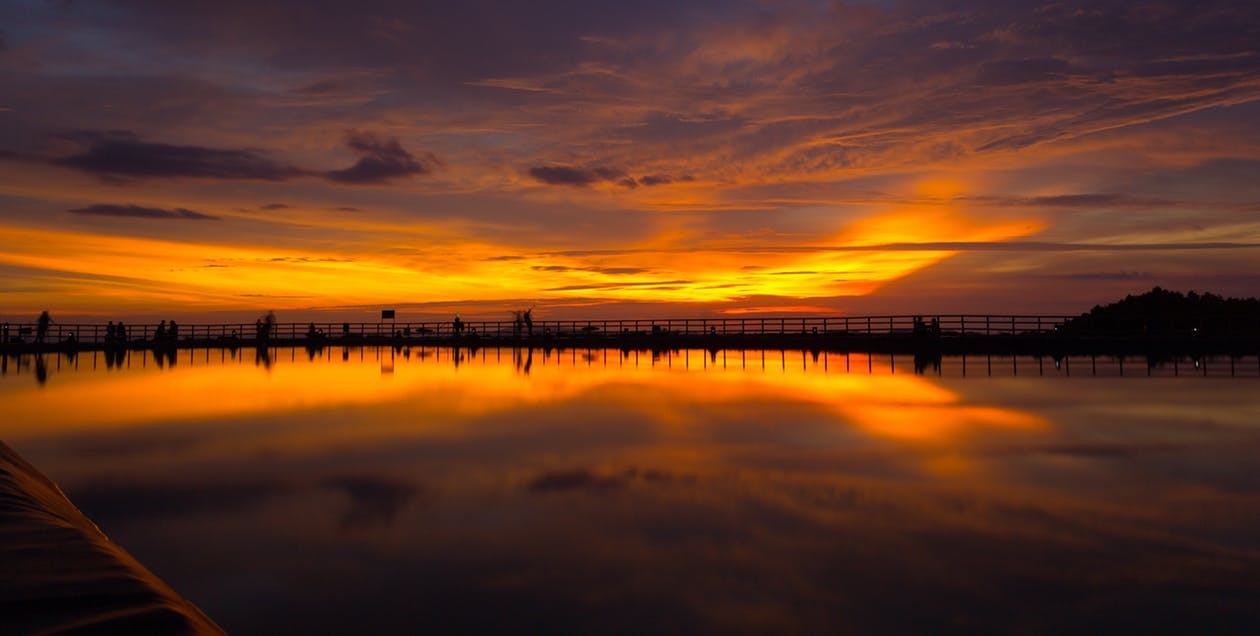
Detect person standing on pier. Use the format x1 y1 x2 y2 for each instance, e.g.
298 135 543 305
36 311 52 344
256 311 276 344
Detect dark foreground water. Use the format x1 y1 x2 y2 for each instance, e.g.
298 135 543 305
3 347 1259 634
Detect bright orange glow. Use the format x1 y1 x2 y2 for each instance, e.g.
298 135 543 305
1 184 1041 315
1 350 1044 452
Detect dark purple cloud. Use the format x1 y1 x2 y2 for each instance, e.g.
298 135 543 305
525 468 631 494
68 203 219 220
529 165 693 188
639 174 693 186
637 174 673 186
51 131 439 185
528 165 626 187
325 131 440 184
260 202 290 210
524 466 693 494
55 136 307 181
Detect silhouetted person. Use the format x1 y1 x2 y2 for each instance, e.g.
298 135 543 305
36 311 51 344
523 308 533 337
169 320 179 341
106 321 116 345
255 311 276 343
453 314 463 335
155 320 167 341
116 321 128 344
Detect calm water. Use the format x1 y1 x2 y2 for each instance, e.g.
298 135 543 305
4 347 1260 634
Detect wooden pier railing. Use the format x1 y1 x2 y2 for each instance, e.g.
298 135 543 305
0 315 1086 346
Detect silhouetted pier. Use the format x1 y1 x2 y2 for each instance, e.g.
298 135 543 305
2 314 1258 356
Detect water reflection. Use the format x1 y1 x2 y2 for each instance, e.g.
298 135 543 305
2 348 1259 633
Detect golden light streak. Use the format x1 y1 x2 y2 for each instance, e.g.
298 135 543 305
2 350 1044 453
1 179 1041 314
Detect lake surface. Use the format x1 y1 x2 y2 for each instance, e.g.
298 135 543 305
3 347 1260 634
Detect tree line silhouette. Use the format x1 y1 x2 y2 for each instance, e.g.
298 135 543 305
1061 287 1260 337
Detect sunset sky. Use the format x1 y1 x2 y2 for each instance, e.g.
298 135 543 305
2 0 1259 322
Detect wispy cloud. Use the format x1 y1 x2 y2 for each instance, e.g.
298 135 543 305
68 203 219 220
532 264 652 275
